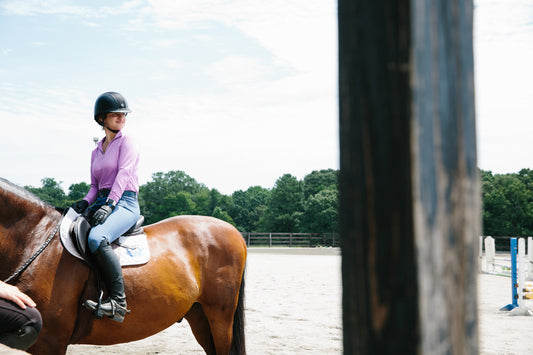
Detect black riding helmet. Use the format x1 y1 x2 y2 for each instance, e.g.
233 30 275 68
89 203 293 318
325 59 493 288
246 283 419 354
94 92 132 126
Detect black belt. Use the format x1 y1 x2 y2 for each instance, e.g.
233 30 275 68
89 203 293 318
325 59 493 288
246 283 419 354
98 189 137 198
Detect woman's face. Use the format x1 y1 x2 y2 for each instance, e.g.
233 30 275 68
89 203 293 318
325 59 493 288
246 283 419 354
105 112 126 131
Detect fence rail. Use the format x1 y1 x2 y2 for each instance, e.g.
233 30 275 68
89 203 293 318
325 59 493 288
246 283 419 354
481 236 529 252
241 232 339 248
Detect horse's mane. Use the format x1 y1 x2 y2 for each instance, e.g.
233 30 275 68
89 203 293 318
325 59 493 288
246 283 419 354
0 177 50 209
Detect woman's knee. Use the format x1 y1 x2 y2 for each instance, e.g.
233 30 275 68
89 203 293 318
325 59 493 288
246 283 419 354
22 307 42 334
0 305 42 351
88 234 106 253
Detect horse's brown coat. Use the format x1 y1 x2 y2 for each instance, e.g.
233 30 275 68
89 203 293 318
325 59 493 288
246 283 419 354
0 178 246 355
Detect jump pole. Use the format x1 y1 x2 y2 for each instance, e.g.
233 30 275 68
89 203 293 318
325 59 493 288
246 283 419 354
500 238 533 316
499 238 518 311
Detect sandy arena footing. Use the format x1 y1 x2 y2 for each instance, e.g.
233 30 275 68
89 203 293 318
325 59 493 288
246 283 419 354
22 248 530 354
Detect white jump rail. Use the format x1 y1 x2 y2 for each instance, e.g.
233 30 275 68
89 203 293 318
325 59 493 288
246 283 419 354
480 236 533 279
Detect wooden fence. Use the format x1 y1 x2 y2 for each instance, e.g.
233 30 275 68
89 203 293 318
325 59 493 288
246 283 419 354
241 232 339 248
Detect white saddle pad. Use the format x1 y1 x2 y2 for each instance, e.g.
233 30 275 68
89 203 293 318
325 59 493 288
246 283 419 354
60 208 150 266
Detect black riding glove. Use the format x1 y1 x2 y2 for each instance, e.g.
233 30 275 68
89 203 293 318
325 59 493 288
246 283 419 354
92 203 114 226
72 200 89 214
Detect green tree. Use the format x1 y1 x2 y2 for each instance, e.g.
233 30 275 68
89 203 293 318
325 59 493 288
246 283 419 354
168 191 196 216
140 171 208 223
139 170 235 225
481 170 533 237
67 182 90 202
212 206 235 225
302 169 338 200
517 168 533 192
259 174 304 232
230 186 270 232
26 177 67 208
300 188 338 233
216 193 235 224
193 189 211 216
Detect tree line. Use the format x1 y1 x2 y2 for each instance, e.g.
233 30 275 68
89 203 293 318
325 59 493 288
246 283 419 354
25 169 338 234
30 167 530 237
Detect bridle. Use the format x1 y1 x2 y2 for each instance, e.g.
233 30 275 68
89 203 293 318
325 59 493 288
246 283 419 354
3 216 63 283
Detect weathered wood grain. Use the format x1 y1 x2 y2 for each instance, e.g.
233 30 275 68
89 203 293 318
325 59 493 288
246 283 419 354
339 0 479 353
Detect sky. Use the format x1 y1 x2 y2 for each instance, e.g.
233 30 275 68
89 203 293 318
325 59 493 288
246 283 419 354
474 0 533 175
0 1 531 196
0 0 338 195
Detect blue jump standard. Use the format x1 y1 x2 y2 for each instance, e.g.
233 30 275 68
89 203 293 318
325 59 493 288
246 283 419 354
500 237 519 311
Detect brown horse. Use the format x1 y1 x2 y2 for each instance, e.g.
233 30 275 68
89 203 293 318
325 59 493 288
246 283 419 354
0 178 246 355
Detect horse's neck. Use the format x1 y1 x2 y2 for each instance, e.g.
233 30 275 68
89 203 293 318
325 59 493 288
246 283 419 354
0 193 58 281
0 196 45 230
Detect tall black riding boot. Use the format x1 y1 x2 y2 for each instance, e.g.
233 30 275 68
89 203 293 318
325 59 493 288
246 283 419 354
83 240 129 322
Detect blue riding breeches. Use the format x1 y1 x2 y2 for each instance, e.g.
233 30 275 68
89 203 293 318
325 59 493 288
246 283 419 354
88 191 140 253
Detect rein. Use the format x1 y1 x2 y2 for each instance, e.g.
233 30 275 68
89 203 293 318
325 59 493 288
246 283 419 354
3 216 63 284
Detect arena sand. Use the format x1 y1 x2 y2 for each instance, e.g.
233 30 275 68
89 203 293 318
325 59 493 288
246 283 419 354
2 248 532 354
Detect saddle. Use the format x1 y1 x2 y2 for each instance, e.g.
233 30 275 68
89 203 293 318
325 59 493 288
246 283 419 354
60 208 150 266
71 214 144 258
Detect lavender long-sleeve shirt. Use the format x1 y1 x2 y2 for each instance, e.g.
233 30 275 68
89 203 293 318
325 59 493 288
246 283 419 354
83 131 140 204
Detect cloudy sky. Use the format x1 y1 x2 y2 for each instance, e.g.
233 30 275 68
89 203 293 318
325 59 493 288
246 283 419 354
0 0 337 195
0 0 531 195
474 0 533 175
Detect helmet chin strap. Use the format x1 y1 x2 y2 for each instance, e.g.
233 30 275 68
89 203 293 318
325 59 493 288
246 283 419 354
105 126 120 134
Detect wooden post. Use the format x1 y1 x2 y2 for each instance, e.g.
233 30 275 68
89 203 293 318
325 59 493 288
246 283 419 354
338 0 479 353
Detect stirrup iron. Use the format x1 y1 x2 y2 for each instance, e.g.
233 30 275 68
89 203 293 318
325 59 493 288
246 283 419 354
83 298 130 323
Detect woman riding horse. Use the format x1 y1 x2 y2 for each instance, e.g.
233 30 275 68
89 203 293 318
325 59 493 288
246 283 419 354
71 91 140 322
0 177 246 354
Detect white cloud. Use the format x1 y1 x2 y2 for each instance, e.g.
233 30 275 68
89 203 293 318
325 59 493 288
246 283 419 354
164 59 183 69
205 55 275 87
152 38 181 47
141 0 337 72
1 0 91 16
0 0 144 18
